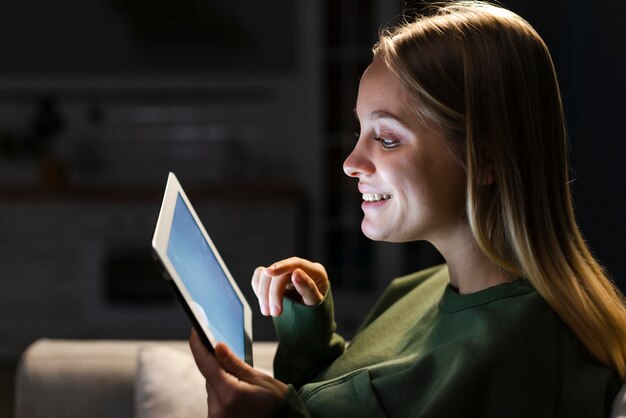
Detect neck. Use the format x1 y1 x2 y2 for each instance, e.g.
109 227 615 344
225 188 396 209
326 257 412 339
431 224 515 294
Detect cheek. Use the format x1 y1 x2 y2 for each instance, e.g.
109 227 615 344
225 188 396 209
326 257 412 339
431 166 467 215
400 159 465 213
397 163 433 204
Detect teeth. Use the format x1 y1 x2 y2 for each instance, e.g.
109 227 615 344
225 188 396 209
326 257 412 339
362 193 392 202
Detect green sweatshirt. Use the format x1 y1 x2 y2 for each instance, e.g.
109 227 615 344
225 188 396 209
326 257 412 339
267 264 620 417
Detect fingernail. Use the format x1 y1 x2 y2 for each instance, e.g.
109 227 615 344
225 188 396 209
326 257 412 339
261 303 269 316
271 304 281 316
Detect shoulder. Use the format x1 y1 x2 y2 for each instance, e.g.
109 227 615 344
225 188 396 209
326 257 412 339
463 289 621 414
463 286 583 361
355 264 449 333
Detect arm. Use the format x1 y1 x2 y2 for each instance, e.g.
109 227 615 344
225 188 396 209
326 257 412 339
252 257 346 388
272 287 345 388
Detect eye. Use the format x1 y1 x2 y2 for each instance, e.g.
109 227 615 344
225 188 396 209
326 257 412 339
374 136 400 149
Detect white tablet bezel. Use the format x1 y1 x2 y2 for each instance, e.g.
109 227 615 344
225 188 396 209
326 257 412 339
151 172 253 365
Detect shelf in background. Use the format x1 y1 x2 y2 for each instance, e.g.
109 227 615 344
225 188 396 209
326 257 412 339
0 183 303 202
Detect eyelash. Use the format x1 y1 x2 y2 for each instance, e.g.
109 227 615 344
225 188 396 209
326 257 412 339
354 132 400 150
374 137 400 149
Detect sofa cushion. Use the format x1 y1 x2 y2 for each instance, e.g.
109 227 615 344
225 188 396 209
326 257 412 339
15 339 277 418
15 339 145 418
134 341 277 418
135 343 207 418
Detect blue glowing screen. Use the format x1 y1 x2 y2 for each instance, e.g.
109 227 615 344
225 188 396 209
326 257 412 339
166 194 245 360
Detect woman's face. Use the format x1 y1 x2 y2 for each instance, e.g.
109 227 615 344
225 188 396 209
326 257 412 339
343 58 467 244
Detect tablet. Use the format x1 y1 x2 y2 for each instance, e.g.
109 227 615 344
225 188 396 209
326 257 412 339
151 172 253 365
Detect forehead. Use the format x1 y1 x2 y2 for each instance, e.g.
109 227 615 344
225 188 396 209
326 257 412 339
357 58 412 121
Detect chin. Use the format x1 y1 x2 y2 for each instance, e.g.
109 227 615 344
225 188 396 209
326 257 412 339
361 223 381 241
361 220 421 243
361 224 399 243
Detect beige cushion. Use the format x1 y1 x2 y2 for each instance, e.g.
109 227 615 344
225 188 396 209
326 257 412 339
16 339 277 418
135 344 207 418
134 342 277 418
15 339 146 418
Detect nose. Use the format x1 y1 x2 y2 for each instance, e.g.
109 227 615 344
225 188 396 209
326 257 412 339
343 142 374 178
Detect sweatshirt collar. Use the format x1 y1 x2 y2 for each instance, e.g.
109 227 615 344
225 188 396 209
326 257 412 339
440 278 535 312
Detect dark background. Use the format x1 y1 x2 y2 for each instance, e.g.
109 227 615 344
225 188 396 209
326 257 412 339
503 0 626 295
0 1 624 414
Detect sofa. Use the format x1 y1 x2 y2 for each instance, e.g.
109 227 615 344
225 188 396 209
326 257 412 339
15 339 277 418
15 338 626 418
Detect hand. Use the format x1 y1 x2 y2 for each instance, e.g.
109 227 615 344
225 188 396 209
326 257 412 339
251 257 329 317
189 329 288 418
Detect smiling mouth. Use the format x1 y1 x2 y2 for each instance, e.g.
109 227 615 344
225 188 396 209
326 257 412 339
362 192 392 202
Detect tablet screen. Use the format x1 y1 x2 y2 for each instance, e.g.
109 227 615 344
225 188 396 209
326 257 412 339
166 193 245 361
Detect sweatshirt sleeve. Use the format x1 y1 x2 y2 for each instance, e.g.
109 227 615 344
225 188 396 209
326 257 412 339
272 286 346 389
266 385 310 418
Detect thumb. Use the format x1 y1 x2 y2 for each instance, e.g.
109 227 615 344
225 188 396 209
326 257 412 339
214 342 254 381
292 269 324 306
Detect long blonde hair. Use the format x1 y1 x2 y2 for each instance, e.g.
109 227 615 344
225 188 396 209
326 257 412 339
374 1 626 380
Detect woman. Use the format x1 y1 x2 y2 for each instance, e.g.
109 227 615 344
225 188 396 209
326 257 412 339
190 2 626 417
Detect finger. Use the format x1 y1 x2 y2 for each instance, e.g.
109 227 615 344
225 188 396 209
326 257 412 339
264 258 329 295
214 342 256 382
263 257 316 277
251 266 265 298
205 378 219 417
292 269 324 306
189 328 207 369
189 329 222 380
190 330 241 407
257 270 272 316
268 273 291 316
189 329 219 408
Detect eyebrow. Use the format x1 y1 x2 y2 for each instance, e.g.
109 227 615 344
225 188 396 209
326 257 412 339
353 108 410 130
